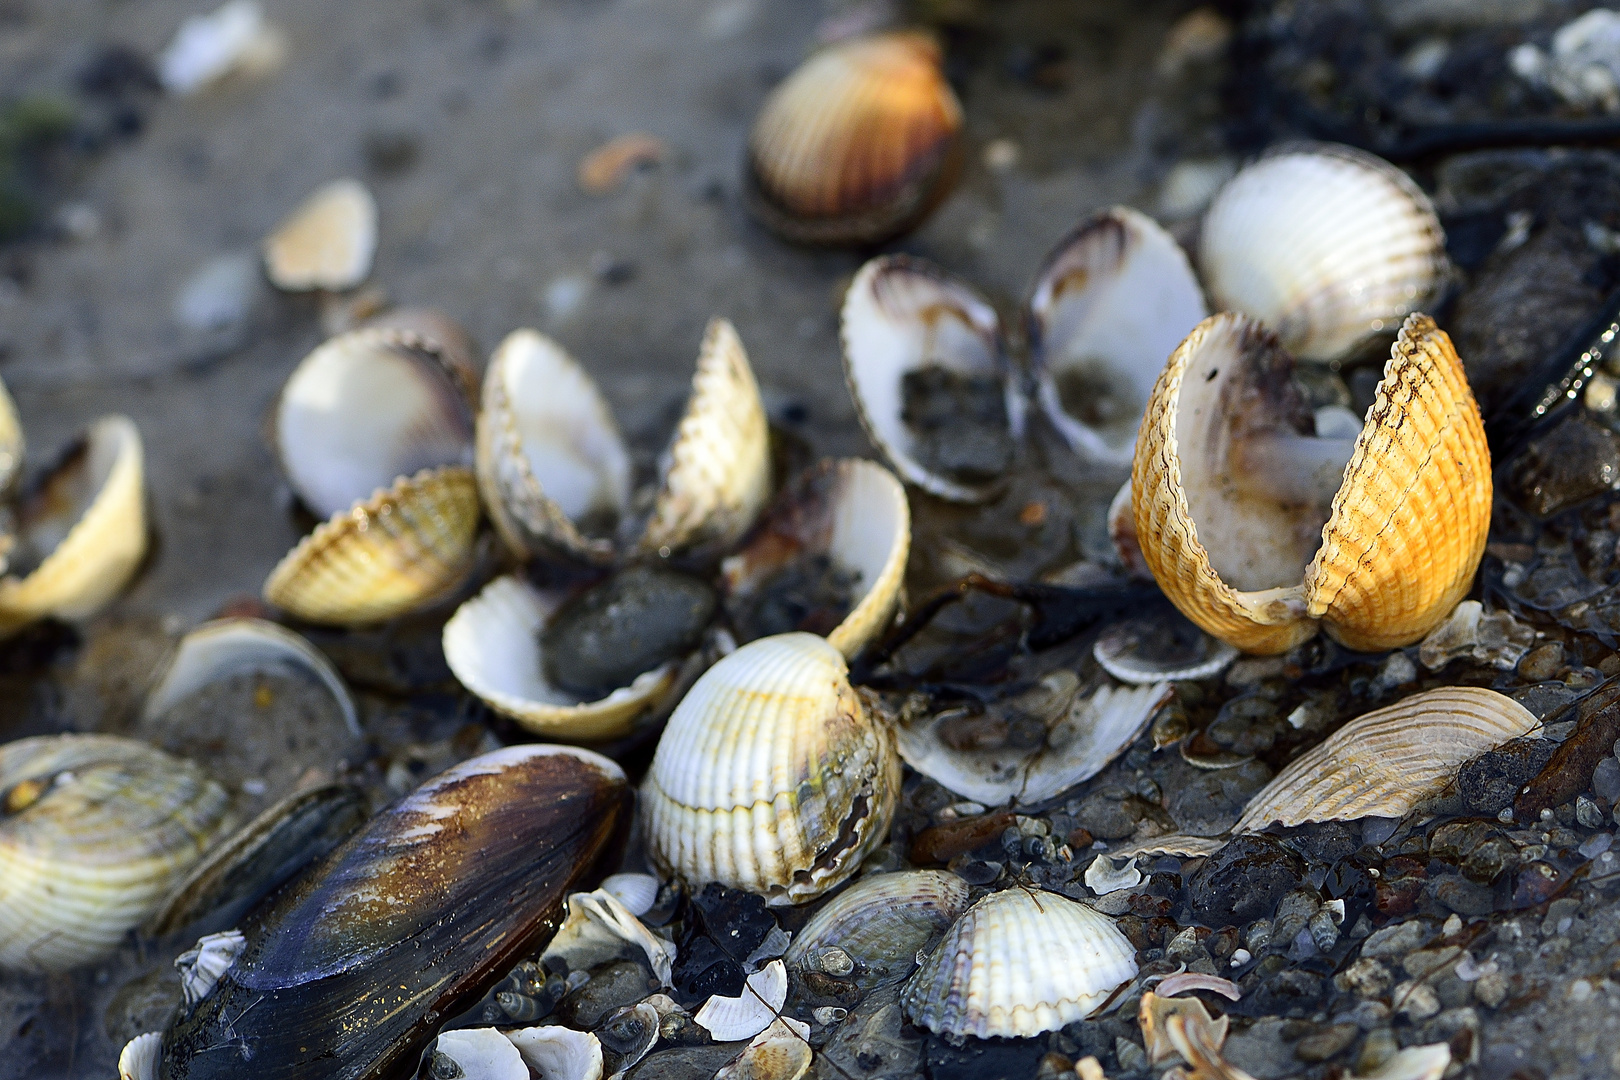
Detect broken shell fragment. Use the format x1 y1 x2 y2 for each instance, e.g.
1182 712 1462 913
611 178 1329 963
745 32 963 246
1093 611 1239 684
0 734 234 972
1084 853 1142 896
0 415 147 637
540 888 676 987
1234 687 1538 831
263 465 481 626
721 457 910 659
902 887 1138 1039
1199 144 1448 362
159 0 283 95
1133 311 1490 654
600 872 659 917
176 929 247 1007
641 632 900 904
783 870 970 986
119 1032 163 1080
695 959 789 1041
578 132 667 195
715 1016 813 1080
263 178 378 292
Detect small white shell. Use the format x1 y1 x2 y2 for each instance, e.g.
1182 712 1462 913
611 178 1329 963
695 959 789 1041
507 1027 604 1080
442 574 678 742
434 1029 529 1080
1084 854 1142 896
715 1016 813 1080
902 888 1138 1038
119 1032 163 1080
600 872 660 918
783 870 970 984
176 928 246 1006
0 373 22 497
540 888 676 987
263 178 378 292
1199 144 1448 362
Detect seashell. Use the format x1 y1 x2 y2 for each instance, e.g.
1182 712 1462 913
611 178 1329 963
721 457 910 659
1417 599 1536 672
840 256 1007 502
507 1027 604 1080
599 1002 660 1079
714 1016 813 1080
143 617 359 737
1233 686 1538 831
1133 311 1491 654
158 0 283 95
641 632 900 905
600 872 660 918
783 870 970 986
1093 611 1239 684
1108 834 1225 861
578 132 667 195
901 887 1138 1039
0 415 146 637
1198 144 1448 363
1107 478 1151 579
263 465 481 626
540 888 676 987
263 178 378 292
1362 1045 1453 1080
431 1029 528 1080
1139 990 1230 1069
0 373 22 497
442 573 679 741
359 307 478 376
475 329 631 564
276 327 476 521
176 929 247 1007
120 1032 163 1080
637 318 771 557
895 675 1172 805
1156 972 1243 1001
159 744 628 1080
695 959 789 1041
0 734 234 971
1084 853 1142 896
1030 207 1208 464
745 32 963 246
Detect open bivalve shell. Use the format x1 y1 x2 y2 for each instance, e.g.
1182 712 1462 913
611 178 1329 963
262 178 378 293
784 870 971 987
641 632 901 905
745 32 963 247
1198 144 1448 363
0 734 234 972
1133 311 1490 654
902 887 1138 1039
0 415 146 637
721 457 909 659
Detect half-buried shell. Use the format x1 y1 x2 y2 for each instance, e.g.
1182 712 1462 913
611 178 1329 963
262 178 378 293
641 632 900 905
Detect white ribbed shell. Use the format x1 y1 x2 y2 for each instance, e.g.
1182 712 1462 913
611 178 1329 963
641 632 900 905
902 888 1138 1038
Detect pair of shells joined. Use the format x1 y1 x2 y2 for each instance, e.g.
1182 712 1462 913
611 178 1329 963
841 207 1208 501
1132 311 1490 654
0 734 234 972
641 632 901 905
746 32 963 246
901 887 1138 1039
265 322 482 625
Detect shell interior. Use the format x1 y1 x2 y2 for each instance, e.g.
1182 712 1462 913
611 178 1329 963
539 888 676 987
1092 611 1239 684
262 178 378 292
433 1028 529 1080
694 959 788 1041
507 1026 604 1080
716 1016 813 1080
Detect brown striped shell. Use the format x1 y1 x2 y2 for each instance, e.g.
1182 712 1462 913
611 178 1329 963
1132 311 1490 654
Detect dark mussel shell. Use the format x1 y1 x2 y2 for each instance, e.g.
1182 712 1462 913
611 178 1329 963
160 745 628 1080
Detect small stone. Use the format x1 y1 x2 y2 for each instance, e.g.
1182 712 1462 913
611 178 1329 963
1188 835 1305 927
1579 832 1613 858
1518 642 1566 682
1441 914 1463 937
1432 877 1495 916
1356 1028 1399 1073
1403 946 1462 980
1392 980 1440 1020
1508 412 1620 517
1374 651 1418 691
1334 958 1392 997
1473 971 1510 1007
1593 757 1620 802
1578 794 1606 829
1458 736 1559 815
1294 1022 1358 1063
1113 1038 1147 1073
1362 921 1434 959
1226 657 1287 685
1541 896 1582 936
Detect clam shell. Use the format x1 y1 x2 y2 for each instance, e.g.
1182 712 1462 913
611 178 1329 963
1233 686 1538 831
840 256 1006 502
901 887 1138 1039
783 870 970 985
745 32 962 246
1030 207 1208 464
358 307 479 378
641 632 900 905
263 465 480 626
442 573 678 741
476 329 632 564
177 929 247 1007
0 415 147 637
0 373 22 497
1092 611 1238 684
433 1029 529 1080
1199 144 1447 362
636 319 771 557
120 1032 163 1080
0 734 234 971
262 178 378 292
600 872 660 917
721 457 910 659
276 327 476 520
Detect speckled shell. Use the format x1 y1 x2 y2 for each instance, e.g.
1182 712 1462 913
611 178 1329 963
745 32 962 246
262 178 378 292
1133 312 1490 654
0 415 147 637
1234 687 1538 831
783 870 970 983
476 329 631 565
640 632 900 905
721 457 910 659
0 373 22 497
0 735 234 972
442 574 679 742
1198 144 1447 362
263 465 480 626
901 888 1138 1039
636 319 772 558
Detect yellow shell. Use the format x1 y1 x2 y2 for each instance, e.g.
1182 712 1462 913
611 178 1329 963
262 178 378 292
263 465 480 626
745 32 963 246
1133 311 1489 654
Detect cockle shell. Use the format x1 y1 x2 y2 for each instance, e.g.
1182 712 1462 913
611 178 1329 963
641 632 901 905
1199 144 1448 362
745 32 963 246
0 734 234 972
0 373 22 497
783 870 970 986
263 178 378 292
0 415 147 637
1133 311 1490 654
721 457 910 659
263 465 481 626
901 887 1138 1039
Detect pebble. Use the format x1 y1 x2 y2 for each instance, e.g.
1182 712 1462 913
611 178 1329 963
1593 757 1620 802
1294 1022 1357 1063
1393 980 1441 1020
1362 920 1434 959
923 1034 1045 1080
1334 958 1392 997
1473 971 1511 1008
1188 836 1304 926
1166 760 1273 836
1579 832 1613 858
175 252 260 332
1518 642 1566 682
1458 737 1560 815
1577 794 1606 829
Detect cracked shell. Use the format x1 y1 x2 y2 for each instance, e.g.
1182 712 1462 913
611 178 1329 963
640 632 900 905
1132 311 1490 654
